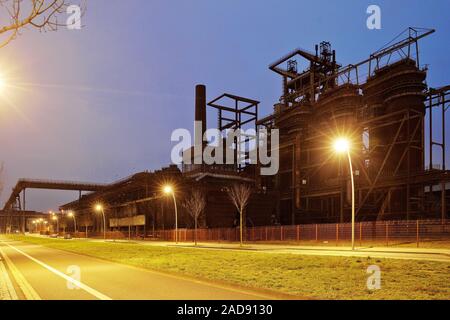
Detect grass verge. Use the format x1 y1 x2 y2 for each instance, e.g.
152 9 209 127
4 235 450 300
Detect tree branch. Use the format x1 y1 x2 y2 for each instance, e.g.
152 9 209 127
0 0 87 48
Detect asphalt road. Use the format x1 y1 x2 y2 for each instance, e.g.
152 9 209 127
0 239 274 300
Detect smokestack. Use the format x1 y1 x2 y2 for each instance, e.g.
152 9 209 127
195 84 207 143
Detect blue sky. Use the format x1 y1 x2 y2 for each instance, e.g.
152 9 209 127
0 0 449 211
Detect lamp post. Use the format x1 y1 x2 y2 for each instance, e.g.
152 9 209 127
333 138 356 251
163 185 178 244
95 204 106 240
68 211 77 234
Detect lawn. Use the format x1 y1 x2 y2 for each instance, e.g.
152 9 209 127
4 235 450 300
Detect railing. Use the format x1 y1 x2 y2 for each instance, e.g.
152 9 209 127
151 219 450 247
17 178 108 187
50 219 450 247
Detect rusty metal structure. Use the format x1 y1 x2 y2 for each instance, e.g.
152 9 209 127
258 27 449 224
0 210 47 234
1 179 107 232
1 28 448 234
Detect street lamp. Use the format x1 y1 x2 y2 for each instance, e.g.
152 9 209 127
95 204 107 240
163 185 178 244
333 137 356 251
68 211 77 234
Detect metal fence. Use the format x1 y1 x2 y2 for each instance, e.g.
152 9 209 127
151 219 450 247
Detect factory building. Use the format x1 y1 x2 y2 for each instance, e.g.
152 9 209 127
3 28 449 234
56 28 450 230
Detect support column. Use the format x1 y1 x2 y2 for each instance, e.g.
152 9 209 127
442 93 446 171
429 94 433 169
294 135 302 225
22 189 26 233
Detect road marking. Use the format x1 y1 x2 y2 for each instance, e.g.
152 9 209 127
0 246 40 300
2 241 112 300
0 259 18 300
12 239 280 299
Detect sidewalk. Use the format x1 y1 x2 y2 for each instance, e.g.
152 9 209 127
20 234 450 262
0 254 18 300
143 241 450 255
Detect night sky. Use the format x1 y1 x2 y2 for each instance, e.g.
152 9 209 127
0 0 449 211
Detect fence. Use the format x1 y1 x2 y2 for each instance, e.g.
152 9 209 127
152 219 450 247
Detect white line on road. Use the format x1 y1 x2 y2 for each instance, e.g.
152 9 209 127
2 241 112 300
0 258 18 300
0 246 39 300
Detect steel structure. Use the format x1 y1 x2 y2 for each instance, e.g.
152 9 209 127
0 210 46 234
208 93 259 172
1 179 107 232
257 27 450 224
3 28 448 234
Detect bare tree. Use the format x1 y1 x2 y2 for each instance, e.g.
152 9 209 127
228 183 252 247
182 190 205 246
0 0 86 48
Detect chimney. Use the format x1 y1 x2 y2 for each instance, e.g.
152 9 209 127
195 84 207 145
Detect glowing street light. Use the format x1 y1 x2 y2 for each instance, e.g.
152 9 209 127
333 138 350 153
163 185 178 244
163 185 173 194
95 204 107 240
333 137 356 251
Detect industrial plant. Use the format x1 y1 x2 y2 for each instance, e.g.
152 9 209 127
1 27 449 235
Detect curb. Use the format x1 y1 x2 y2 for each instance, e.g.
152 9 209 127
0 255 18 300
